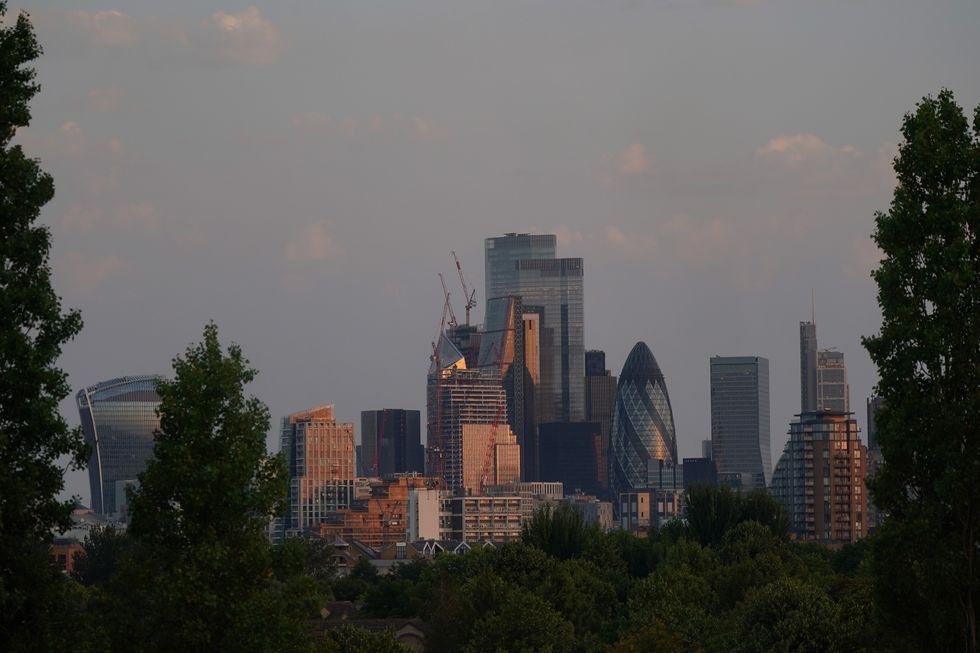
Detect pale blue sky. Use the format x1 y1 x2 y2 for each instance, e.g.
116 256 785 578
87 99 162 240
18 1 980 504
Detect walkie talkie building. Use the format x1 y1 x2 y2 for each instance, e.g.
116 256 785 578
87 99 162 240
77 375 163 516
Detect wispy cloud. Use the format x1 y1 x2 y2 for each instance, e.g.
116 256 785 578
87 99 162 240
58 253 128 295
197 6 280 65
284 223 345 263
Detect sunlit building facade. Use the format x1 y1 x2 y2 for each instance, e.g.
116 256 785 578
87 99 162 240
77 375 163 516
816 350 850 413
771 410 868 545
609 342 678 504
277 405 355 541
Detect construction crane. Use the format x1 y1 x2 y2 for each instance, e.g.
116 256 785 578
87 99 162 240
438 273 458 329
427 279 453 484
452 250 477 326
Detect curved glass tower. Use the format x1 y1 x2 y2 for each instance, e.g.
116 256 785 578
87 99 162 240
609 342 678 498
77 375 163 515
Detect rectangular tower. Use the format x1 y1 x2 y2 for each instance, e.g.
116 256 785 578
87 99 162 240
816 350 850 413
771 411 868 545
800 321 818 412
359 409 424 478
710 356 771 489
585 350 617 490
277 405 355 541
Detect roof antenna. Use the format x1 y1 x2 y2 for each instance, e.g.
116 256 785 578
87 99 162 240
811 288 815 324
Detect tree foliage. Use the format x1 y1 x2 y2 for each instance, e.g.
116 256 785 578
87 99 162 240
0 3 86 649
110 324 313 652
685 485 788 547
864 89 980 652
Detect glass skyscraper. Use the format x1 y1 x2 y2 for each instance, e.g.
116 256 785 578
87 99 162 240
484 234 584 424
709 356 771 489
359 409 424 477
77 375 163 516
609 342 678 500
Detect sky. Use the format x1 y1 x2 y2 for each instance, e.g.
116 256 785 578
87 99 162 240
16 1 980 505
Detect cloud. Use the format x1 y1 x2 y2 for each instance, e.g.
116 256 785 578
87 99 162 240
290 112 331 130
554 225 585 246
198 6 280 65
16 121 124 162
86 87 122 112
284 223 344 263
115 202 162 233
63 9 139 48
618 143 653 175
755 133 858 165
59 253 128 294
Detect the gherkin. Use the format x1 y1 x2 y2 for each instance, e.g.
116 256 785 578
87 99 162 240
609 342 678 499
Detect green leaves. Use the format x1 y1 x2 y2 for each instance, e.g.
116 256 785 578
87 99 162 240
0 4 86 650
864 89 980 652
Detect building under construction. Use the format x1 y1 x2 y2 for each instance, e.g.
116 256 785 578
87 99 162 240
427 334 520 494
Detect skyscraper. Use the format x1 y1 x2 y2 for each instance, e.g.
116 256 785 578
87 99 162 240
585 350 617 490
800 321 818 412
484 234 584 424
710 356 771 488
359 409 424 477
816 349 850 412
77 375 163 516
866 395 884 450
771 410 868 545
277 405 355 540
478 296 528 458
427 335 520 493
609 342 678 501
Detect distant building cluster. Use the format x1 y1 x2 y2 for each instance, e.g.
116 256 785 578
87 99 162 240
63 232 884 567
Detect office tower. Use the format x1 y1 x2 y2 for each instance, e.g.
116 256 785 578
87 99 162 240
816 350 850 412
585 350 617 490
771 411 868 545
359 409 424 478
800 321 818 412
538 422 603 496
710 356 772 488
484 234 585 424
77 375 163 516
278 405 355 540
485 232 557 302
609 342 678 502
427 335 520 493
522 312 541 477
448 324 482 370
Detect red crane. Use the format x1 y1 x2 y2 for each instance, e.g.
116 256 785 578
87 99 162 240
439 273 457 329
452 250 477 326
427 280 453 483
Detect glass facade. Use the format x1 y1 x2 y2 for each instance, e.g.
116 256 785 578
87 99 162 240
77 375 163 516
816 349 850 412
484 234 584 424
800 321 817 412
710 356 771 488
609 342 678 501
484 233 557 302
359 409 424 477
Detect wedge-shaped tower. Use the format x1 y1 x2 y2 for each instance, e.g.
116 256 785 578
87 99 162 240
609 342 678 500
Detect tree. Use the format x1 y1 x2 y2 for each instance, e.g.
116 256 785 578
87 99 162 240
71 524 131 587
112 324 311 652
521 502 596 560
864 89 980 652
0 3 86 649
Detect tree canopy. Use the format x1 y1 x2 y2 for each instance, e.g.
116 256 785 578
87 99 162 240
864 89 980 653
0 4 86 649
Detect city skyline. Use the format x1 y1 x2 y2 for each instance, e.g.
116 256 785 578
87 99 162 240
34 1 980 506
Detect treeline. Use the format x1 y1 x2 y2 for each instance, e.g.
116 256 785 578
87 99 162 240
65 489 883 653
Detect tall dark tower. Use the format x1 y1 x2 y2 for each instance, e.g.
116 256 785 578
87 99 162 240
360 409 424 477
710 356 771 488
585 350 617 490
